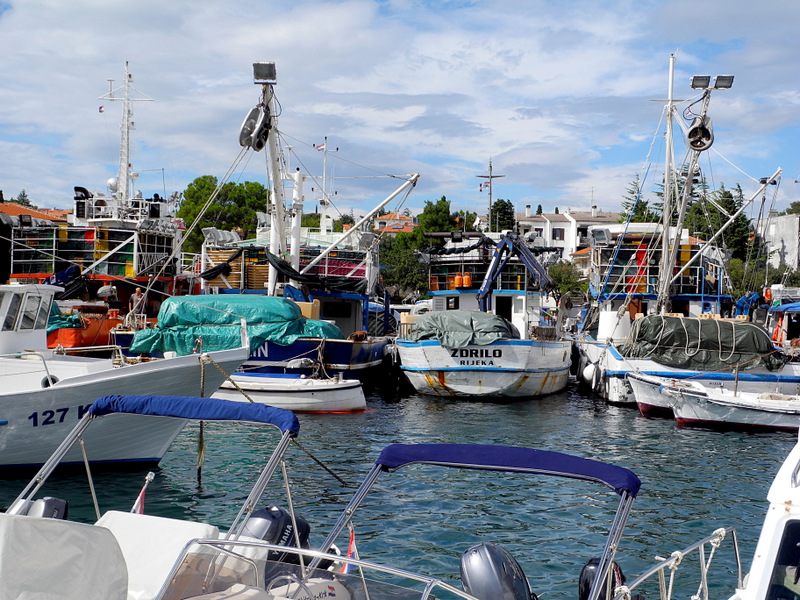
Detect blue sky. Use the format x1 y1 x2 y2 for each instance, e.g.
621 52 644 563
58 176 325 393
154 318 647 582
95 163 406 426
1 0 799 223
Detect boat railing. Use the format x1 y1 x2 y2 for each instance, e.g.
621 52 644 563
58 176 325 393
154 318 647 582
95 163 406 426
159 538 478 600
611 527 741 600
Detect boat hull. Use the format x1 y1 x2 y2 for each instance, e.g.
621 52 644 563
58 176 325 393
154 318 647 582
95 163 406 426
397 339 571 397
576 337 800 405
672 388 800 431
0 346 248 469
212 372 366 413
243 337 389 378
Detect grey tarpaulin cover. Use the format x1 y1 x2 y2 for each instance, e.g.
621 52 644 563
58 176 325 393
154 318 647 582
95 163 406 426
618 314 787 371
130 295 344 355
406 310 520 349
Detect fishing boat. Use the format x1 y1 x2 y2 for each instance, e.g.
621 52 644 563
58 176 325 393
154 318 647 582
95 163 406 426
0 282 249 469
212 372 366 413
5 62 201 351
650 375 800 431
575 55 800 404
626 371 703 416
395 232 572 397
194 62 419 385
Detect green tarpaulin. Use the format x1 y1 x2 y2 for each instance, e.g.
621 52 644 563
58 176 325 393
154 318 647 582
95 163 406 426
618 314 787 372
130 295 344 356
406 310 520 349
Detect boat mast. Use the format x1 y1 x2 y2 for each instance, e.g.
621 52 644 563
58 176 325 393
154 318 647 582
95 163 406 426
655 55 677 314
99 61 153 205
476 160 505 232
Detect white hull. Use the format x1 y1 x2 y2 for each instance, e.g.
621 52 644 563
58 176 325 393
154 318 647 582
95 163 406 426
213 372 366 413
397 339 571 397
576 338 800 405
0 346 248 468
672 386 800 431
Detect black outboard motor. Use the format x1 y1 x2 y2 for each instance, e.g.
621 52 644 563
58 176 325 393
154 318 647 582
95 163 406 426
241 505 310 564
578 557 626 600
461 542 535 600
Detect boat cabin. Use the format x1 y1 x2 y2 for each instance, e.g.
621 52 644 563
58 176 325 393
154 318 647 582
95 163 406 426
0 284 59 355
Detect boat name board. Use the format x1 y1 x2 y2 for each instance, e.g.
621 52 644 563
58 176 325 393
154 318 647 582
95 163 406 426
450 347 503 366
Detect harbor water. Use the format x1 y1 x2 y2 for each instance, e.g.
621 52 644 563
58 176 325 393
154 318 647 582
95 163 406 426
0 379 793 598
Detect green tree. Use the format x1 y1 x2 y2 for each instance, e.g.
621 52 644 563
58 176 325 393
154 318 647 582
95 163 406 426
13 189 36 208
684 184 751 260
177 176 269 253
548 260 586 298
620 174 659 223
536 204 543 215
379 234 428 295
554 207 559 214
779 201 800 216
489 199 515 231
301 212 321 228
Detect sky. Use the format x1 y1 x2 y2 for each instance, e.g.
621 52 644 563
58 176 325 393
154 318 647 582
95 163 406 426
1 0 800 224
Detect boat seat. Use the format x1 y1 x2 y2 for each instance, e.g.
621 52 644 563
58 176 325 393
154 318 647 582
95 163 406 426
0 512 128 599
96 510 220 600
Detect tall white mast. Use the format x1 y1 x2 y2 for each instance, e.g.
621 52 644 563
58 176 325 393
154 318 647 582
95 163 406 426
99 61 152 202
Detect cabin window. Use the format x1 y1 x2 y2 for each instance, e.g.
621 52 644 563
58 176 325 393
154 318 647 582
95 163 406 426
768 520 800 600
2 293 23 331
19 295 43 330
36 299 51 329
447 297 459 310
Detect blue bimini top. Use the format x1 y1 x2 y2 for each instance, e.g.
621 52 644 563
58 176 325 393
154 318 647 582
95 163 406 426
376 443 640 497
88 395 300 436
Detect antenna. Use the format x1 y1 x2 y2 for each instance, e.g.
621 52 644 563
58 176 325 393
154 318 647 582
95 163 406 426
476 160 504 230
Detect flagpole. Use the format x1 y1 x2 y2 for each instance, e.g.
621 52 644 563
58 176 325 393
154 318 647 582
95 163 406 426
131 471 155 514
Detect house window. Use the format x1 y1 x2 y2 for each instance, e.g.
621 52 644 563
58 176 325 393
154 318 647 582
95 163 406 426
553 228 565 241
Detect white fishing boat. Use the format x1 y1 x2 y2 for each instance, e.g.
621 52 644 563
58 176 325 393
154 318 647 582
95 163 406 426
0 282 249 469
213 371 366 413
395 232 571 397
192 63 418 387
575 55 800 404
628 371 708 416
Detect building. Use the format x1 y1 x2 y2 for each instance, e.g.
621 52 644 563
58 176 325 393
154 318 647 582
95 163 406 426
515 205 621 258
759 211 800 271
373 212 417 236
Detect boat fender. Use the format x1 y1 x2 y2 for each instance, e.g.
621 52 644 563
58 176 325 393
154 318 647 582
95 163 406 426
578 557 626 600
41 375 59 388
582 363 598 388
460 542 535 600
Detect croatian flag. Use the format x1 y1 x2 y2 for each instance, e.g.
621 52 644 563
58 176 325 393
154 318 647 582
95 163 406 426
131 472 155 514
315 142 326 151
339 527 358 574
98 106 104 113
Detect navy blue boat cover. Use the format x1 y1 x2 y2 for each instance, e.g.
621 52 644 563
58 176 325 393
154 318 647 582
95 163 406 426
376 443 640 497
88 395 300 435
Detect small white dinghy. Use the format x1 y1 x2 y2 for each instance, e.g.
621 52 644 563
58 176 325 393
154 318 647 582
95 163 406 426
213 371 366 413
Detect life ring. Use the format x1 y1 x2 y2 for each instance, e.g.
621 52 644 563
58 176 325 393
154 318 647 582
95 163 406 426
764 287 773 302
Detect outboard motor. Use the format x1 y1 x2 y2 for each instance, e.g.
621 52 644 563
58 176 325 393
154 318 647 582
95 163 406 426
578 557 626 600
242 505 310 564
460 542 535 600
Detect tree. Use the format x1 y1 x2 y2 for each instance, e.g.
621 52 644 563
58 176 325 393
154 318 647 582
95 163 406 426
13 189 36 208
379 234 428 296
620 174 659 223
548 260 586 299
684 184 751 260
536 204 543 215
779 201 800 216
177 176 269 253
489 199 515 232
